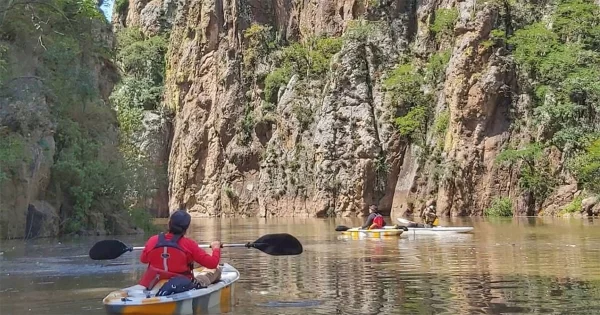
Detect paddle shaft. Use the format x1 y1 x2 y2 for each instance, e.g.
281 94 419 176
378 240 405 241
129 243 250 251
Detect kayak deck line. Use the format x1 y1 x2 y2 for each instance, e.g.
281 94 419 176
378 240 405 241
340 228 404 239
103 263 239 315
395 218 475 234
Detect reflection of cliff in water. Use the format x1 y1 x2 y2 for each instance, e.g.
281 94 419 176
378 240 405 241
208 218 600 314
237 252 600 314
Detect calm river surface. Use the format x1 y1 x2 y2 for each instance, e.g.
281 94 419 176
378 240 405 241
1 217 599 314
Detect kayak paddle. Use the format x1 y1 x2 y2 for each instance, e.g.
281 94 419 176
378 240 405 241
334 225 408 232
89 233 303 260
335 225 351 231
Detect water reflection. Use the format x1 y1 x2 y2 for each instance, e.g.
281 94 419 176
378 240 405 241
0 217 599 314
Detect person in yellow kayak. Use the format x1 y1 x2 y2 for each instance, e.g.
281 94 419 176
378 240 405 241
359 204 386 229
138 209 223 296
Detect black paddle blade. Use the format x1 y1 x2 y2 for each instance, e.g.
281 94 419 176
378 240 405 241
89 240 132 260
397 225 408 231
335 225 350 232
250 233 303 256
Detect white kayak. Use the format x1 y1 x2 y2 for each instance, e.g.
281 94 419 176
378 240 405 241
103 263 239 315
396 218 474 234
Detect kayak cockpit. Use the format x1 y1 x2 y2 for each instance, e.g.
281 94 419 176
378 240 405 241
103 263 239 315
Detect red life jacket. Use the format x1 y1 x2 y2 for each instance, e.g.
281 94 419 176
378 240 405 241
139 233 193 289
372 214 384 228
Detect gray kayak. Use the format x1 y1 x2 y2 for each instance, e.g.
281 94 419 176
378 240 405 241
395 218 474 234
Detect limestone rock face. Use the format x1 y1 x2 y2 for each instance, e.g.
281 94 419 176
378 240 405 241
130 110 172 217
114 0 595 219
0 86 56 239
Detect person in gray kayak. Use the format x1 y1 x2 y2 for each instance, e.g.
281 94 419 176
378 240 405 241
359 204 387 229
405 205 439 228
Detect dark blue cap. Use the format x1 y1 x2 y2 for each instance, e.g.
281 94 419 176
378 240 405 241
169 209 191 231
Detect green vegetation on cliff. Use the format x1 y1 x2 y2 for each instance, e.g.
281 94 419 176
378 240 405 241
110 25 168 227
430 8 459 42
485 197 513 217
263 36 342 104
0 133 29 182
496 144 556 202
240 23 343 145
495 0 600 203
0 0 157 236
383 52 450 144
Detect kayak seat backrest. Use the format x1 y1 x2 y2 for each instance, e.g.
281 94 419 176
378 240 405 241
155 276 197 297
140 265 192 290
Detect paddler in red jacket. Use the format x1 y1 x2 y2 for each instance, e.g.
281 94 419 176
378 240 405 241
360 204 386 229
139 209 222 290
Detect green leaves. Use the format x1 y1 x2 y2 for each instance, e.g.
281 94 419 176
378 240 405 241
263 35 341 104
496 143 543 165
430 8 459 42
496 144 556 201
569 138 600 193
0 133 29 182
553 0 600 49
394 105 427 141
507 0 600 153
116 29 167 84
264 67 292 104
508 23 559 77
383 62 434 142
384 63 430 107
484 197 513 217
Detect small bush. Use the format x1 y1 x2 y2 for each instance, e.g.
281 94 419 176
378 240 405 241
243 23 276 72
430 8 459 41
264 67 291 103
129 208 160 233
570 138 600 193
433 109 450 136
117 32 167 84
0 44 9 85
238 107 255 145
292 103 313 130
224 186 237 200
394 105 427 141
343 20 381 41
485 197 513 217
496 143 556 201
0 133 29 182
561 195 583 214
115 0 129 14
384 63 432 108
425 50 451 83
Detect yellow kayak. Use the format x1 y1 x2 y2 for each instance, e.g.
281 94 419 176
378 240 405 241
103 263 239 315
340 228 404 239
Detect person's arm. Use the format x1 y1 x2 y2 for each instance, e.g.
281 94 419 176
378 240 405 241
140 236 156 264
361 213 376 229
188 240 221 269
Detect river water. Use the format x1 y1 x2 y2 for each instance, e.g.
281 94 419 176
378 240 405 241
0 217 599 314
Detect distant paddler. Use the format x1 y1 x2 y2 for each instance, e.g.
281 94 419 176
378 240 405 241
404 205 439 228
359 204 386 229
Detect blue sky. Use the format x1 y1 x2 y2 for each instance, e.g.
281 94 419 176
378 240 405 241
99 0 114 22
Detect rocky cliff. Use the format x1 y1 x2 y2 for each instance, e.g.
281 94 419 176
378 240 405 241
0 0 148 238
111 0 600 219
